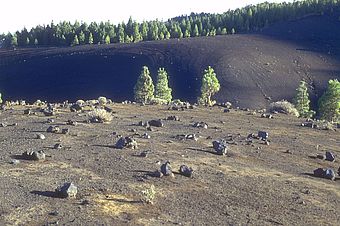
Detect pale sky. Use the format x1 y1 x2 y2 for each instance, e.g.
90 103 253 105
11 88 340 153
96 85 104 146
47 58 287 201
0 0 294 33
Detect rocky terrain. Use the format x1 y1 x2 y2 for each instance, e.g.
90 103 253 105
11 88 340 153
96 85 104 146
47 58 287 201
0 12 340 108
0 101 339 225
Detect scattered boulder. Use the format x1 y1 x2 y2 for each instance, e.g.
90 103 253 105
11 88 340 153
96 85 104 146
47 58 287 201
54 143 63 149
46 118 55 123
22 150 46 161
185 134 198 141
47 126 60 133
140 150 150 157
314 168 336 180
0 123 7 127
166 115 180 121
43 109 55 117
55 182 77 198
24 109 31 115
142 133 151 139
179 165 194 177
325 151 335 162
36 133 46 140
62 128 70 135
66 120 78 126
261 113 273 119
153 170 163 178
138 121 149 127
160 161 172 176
212 140 228 155
193 122 208 129
148 119 164 127
10 159 20 165
70 103 82 112
258 131 269 140
325 169 336 180
115 137 138 149
224 108 230 113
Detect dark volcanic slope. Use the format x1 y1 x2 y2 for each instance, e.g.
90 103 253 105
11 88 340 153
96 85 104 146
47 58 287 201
0 12 340 108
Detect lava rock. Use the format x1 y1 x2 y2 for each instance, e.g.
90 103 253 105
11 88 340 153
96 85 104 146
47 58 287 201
54 143 63 149
142 133 151 139
138 121 149 127
148 119 164 127
10 159 20 165
160 161 172 176
325 169 336 181
70 104 82 112
115 137 138 149
140 150 150 157
24 109 31 115
179 165 194 177
47 126 60 133
185 134 198 141
36 133 46 140
325 151 335 162
55 182 77 198
46 118 55 123
66 120 78 126
212 140 228 155
166 116 180 121
62 128 70 135
313 168 325 178
0 123 7 127
193 122 208 129
22 150 46 161
153 170 163 178
258 131 269 140
224 108 230 113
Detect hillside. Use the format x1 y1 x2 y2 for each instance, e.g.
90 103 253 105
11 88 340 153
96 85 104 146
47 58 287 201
0 103 339 225
0 11 340 108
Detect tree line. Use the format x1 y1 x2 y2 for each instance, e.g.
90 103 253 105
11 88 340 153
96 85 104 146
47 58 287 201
1 0 339 48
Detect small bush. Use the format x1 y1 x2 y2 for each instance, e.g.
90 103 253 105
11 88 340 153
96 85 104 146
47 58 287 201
150 97 168 105
98 96 107 105
269 100 299 117
141 184 156 204
88 108 113 123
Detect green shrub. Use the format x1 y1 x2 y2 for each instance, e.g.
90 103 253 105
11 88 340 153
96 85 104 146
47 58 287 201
198 66 220 106
134 66 155 103
269 100 299 117
318 79 340 122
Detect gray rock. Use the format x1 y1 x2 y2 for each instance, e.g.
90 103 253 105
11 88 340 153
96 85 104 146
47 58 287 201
224 108 230 113
258 131 269 140
62 128 70 135
54 143 63 149
66 120 78 126
179 165 194 177
142 133 151 139
148 119 164 127
153 170 163 178
115 137 138 149
166 116 180 121
313 168 325 178
47 118 55 123
10 159 20 165
138 121 149 127
325 151 335 162
0 123 7 127
55 182 77 198
70 104 82 112
140 150 150 157
36 133 46 140
24 109 31 115
43 110 55 116
160 161 172 176
325 169 336 181
193 122 208 129
212 140 228 155
22 150 46 161
47 126 60 133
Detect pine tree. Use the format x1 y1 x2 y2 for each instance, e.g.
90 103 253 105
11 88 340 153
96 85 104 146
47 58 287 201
71 35 79 46
88 32 94 44
198 66 220 106
11 35 18 47
78 31 85 44
193 24 199 37
134 66 155 103
105 35 110 44
293 81 315 118
155 68 172 102
318 79 340 122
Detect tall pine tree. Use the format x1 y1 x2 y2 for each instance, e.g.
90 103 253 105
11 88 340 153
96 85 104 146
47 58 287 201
198 66 220 106
134 66 155 103
293 80 315 118
155 68 172 102
318 79 340 122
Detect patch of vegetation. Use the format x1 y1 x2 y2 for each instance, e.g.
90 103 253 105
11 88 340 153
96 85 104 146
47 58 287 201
293 80 315 118
269 100 299 117
134 66 155 104
141 184 156 205
88 108 113 123
198 66 220 106
318 79 340 122
155 68 172 103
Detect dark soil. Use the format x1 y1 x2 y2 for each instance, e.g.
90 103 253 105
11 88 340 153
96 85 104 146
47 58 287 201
0 12 340 108
0 103 339 225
